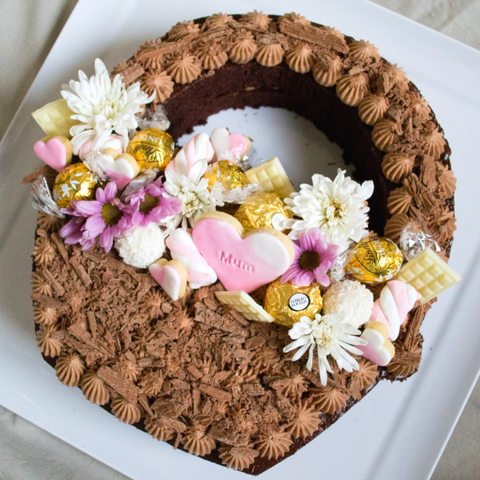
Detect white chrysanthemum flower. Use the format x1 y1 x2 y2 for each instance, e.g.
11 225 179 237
283 313 367 386
323 280 374 328
61 58 154 155
283 169 374 252
115 223 166 268
164 158 222 229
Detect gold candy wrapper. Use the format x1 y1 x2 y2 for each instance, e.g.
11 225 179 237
234 192 293 232
53 163 98 208
264 279 323 328
346 236 404 285
204 160 249 190
126 128 174 172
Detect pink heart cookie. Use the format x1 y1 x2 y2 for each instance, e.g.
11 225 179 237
210 127 250 161
149 259 187 301
33 135 72 172
192 212 295 293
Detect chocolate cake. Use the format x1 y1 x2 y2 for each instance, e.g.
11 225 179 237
28 11 457 475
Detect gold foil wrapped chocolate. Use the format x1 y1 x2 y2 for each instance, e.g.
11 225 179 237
264 279 323 328
126 128 174 172
53 163 98 208
204 160 248 190
346 236 403 285
234 192 293 232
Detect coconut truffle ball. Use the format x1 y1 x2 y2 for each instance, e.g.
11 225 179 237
323 280 374 328
115 223 166 268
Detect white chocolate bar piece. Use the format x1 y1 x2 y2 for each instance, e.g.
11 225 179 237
32 99 80 138
215 290 275 323
246 157 295 200
394 247 461 304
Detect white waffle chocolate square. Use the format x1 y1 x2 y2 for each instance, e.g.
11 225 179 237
394 248 461 304
215 290 275 323
246 157 295 200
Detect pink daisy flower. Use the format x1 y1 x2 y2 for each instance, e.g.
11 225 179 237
70 181 130 252
59 208 96 250
125 177 183 228
281 228 339 287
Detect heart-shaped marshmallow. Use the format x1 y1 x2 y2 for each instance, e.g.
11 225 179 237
149 258 187 301
77 134 123 159
358 322 395 366
192 212 295 293
33 135 73 172
96 152 140 190
210 127 250 162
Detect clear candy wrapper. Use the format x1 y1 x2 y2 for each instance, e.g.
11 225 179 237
31 175 65 218
204 160 249 191
135 106 170 132
400 225 441 261
237 146 265 170
210 183 261 205
329 241 356 282
120 169 156 200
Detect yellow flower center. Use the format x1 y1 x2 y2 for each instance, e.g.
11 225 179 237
139 192 159 215
312 322 334 348
101 203 122 226
299 251 321 272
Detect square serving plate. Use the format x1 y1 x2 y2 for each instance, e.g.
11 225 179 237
1 0 480 479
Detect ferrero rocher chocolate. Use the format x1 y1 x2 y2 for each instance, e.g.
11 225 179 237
264 279 323 328
234 192 293 232
53 163 98 208
204 160 249 190
346 236 404 285
126 128 174 172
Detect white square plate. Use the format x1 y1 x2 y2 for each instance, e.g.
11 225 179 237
1 1 480 479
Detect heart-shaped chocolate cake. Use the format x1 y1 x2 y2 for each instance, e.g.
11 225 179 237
26 11 460 475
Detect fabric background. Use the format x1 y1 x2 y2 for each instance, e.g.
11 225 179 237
1 1 479 478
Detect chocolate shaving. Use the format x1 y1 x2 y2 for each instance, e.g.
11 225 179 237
138 394 153 417
86 311 97 339
194 302 248 337
69 257 92 287
41 268 65 297
69 324 115 358
97 366 138 404
278 20 348 53
119 63 144 85
209 420 249 446
197 383 232 402
31 293 67 311
50 233 69 264
404 304 430 351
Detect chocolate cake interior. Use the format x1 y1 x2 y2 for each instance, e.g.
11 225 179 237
163 58 390 236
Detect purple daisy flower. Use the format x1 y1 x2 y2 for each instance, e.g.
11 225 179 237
125 177 183 228
281 228 340 287
59 207 96 250
71 181 130 253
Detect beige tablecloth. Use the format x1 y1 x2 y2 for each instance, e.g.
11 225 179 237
1 1 479 479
